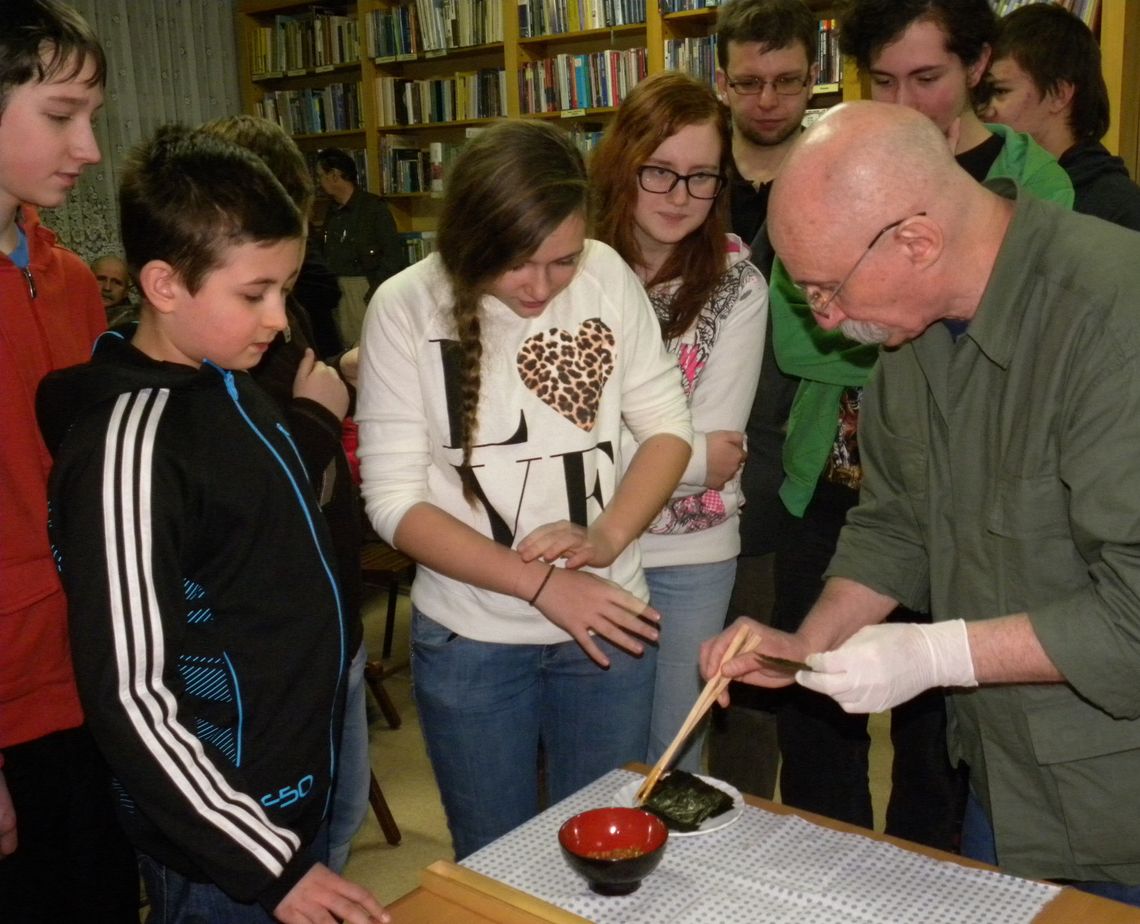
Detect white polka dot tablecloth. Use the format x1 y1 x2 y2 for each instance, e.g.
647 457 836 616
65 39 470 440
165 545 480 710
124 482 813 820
462 769 1060 923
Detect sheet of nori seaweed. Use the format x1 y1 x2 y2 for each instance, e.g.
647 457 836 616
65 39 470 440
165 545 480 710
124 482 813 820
643 770 734 832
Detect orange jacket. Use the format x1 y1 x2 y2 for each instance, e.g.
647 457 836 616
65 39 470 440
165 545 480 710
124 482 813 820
0 207 105 749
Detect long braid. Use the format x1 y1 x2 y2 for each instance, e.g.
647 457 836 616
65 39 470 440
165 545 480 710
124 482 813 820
454 290 483 499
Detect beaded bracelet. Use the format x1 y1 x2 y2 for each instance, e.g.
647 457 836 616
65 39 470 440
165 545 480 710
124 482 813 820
528 564 556 606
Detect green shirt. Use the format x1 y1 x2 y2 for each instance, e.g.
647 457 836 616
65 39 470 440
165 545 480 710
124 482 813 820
771 124 1075 515
829 182 1140 883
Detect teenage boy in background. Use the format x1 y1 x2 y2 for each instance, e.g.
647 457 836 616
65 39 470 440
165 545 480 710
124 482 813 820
36 125 388 924
705 0 816 802
0 2 138 919
983 2 1140 230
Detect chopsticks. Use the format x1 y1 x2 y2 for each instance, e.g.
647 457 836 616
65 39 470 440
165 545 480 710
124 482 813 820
635 623 760 804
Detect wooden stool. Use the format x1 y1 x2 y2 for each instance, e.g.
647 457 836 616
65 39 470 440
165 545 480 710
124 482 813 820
360 537 413 847
360 539 415 661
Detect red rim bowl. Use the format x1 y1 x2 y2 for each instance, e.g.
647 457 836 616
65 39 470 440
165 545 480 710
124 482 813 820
558 807 668 896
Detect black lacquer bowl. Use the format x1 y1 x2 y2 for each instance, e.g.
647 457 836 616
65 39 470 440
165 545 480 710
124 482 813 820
558 807 668 896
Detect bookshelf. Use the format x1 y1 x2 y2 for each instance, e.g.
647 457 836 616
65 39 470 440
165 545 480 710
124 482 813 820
236 0 1140 233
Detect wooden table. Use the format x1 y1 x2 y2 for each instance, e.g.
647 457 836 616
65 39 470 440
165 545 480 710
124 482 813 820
387 765 1140 923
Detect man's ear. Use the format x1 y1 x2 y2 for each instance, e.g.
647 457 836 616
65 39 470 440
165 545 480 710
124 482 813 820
1046 79 1076 116
715 68 729 103
966 44 993 89
896 214 943 270
138 260 183 315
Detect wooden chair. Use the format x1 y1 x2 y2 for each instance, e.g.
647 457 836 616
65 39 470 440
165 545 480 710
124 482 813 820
360 538 415 661
360 535 414 846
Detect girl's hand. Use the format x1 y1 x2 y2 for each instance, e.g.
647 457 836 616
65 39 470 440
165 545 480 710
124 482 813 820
705 430 747 490
517 521 621 570
533 568 660 667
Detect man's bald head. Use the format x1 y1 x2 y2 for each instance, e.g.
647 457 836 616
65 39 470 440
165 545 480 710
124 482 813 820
771 101 961 253
770 101 1006 346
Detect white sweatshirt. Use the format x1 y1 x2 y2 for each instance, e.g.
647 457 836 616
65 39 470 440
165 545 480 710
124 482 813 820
625 234 767 569
356 240 693 644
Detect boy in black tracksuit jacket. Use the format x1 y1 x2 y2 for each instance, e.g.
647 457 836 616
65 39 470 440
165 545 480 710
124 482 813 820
35 126 388 923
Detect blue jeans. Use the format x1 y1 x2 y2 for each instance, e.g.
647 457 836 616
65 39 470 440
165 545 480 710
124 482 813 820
328 641 370 873
140 827 327 922
645 559 737 773
410 607 655 860
962 791 1140 907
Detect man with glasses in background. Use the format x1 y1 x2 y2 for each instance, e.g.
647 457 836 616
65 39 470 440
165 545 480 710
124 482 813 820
704 0 815 804
763 0 1072 853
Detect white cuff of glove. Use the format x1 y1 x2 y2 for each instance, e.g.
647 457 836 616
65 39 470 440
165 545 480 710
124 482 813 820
796 619 978 714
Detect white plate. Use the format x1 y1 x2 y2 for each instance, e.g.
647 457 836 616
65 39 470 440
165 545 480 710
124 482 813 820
614 774 744 837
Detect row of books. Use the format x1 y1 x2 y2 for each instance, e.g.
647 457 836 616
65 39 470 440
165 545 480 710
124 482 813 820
659 0 720 10
415 0 504 52
664 35 718 89
256 83 364 136
376 70 509 126
248 11 360 77
380 123 604 200
365 5 422 60
989 0 1100 26
817 19 842 88
518 47 649 114
400 231 439 265
379 137 460 195
518 0 646 38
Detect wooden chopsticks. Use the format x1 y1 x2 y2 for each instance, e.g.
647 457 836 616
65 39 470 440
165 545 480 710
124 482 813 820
635 623 760 803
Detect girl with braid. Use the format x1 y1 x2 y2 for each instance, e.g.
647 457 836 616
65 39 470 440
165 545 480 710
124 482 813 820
355 119 692 859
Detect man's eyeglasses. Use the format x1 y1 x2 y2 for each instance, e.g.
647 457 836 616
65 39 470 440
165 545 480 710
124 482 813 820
637 165 725 200
725 74 811 96
795 212 927 319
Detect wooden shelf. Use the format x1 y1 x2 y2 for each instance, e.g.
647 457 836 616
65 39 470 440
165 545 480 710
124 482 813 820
236 0 1140 230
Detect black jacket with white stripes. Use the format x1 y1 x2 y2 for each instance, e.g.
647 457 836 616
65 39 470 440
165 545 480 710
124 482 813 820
37 330 349 912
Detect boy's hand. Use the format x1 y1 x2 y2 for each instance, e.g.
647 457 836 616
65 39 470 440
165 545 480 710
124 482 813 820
293 348 350 421
0 769 17 857
274 863 389 924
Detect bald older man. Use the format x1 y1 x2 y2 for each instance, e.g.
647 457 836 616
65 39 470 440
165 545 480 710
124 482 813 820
703 101 1140 905
89 253 134 325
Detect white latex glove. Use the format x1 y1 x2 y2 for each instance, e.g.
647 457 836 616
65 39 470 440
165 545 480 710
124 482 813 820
797 619 978 713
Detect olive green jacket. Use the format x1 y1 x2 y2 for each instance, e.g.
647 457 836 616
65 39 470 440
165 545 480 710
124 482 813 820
829 182 1140 884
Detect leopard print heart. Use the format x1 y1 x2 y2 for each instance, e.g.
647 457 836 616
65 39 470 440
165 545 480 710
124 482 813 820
516 318 615 432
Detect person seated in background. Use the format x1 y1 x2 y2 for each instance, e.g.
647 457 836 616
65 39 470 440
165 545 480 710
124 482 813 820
90 253 136 326
983 2 1140 231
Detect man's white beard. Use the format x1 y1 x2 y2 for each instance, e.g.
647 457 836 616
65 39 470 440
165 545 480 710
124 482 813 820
840 319 892 345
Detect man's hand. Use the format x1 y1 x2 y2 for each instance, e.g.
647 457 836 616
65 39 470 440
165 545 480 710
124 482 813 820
797 619 977 713
0 768 17 857
699 617 808 705
293 348 350 421
274 863 389 924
